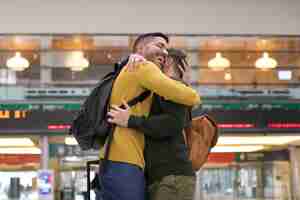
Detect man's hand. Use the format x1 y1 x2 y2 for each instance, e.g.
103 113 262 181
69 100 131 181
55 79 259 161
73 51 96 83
126 54 146 72
107 101 131 127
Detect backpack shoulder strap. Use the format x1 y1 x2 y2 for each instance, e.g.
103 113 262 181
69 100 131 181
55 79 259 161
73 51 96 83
126 90 151 108
101 90 151 172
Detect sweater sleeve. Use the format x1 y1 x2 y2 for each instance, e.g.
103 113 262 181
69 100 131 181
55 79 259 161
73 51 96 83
128 98 187 139
135 61 201 106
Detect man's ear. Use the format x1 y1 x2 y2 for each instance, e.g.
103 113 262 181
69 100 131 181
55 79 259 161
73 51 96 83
135 41 145 54
136 45 142 54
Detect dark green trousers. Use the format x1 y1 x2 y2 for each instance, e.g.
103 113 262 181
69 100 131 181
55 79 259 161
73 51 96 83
149 175 195 200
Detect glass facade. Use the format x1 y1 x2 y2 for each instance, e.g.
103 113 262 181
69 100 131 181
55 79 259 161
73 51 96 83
198 162 289 200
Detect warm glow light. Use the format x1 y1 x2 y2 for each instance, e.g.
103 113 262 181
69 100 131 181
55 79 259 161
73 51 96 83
268 123 300 128
0 138 35 147
217 136 300 145
73 37 82 44
0 147 41 154
65 51 89 71
211 145 265 153
255 52 277 70
224 72 232 81
218 123 255 128
64 156 82 162
278 70 292 80
208 52 230 71
6 52 30 71
65 137 78 145
48 124 71 130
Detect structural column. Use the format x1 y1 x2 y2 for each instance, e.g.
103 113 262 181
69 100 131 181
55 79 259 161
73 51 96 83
255 162 264 199
289 146 300 200
194 170 203 200
40 135 49 169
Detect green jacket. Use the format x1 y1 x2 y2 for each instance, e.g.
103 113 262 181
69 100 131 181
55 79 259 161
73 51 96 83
128 93 194 185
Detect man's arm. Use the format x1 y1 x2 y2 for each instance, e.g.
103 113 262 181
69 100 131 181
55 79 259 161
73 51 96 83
108 97 187 139
134 61 200 106
128 104 186 139
128 114 181 139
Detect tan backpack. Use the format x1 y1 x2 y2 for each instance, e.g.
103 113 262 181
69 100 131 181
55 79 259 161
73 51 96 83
183 114 219 171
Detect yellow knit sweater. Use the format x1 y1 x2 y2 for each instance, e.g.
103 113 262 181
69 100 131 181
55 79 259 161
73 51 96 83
100 61 200 169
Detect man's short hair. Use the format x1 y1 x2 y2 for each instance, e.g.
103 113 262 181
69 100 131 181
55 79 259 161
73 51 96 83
132 32 169 52
167 48 188 78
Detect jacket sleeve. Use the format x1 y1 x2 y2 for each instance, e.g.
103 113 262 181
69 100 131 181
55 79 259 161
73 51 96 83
135 61 201 106
128 98 187 139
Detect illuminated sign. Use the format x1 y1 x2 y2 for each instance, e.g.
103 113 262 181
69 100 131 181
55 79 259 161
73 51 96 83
268 123 300 129
0 109 76 133
218 123 255 129
47 125 71 130
38 170 54 200
0 110 27 119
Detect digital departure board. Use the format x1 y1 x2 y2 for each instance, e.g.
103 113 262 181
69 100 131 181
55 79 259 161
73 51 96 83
206 109 300 133
0 103 300 134
0 109 75 134
0 103 78 134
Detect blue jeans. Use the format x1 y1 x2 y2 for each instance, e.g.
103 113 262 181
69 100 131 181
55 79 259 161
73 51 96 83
98 160 145 200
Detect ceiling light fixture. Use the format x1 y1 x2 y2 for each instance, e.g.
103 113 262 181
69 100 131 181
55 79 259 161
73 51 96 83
224 72 232 81
211 145 265 153
208 52 230 71
255 52 277 70
65 136 78 145
0 138 35 147
65 51 89 71
0 147 41 154
6 52 30 71
217 135 300 145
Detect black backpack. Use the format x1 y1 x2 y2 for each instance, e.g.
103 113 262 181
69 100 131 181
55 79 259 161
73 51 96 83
69 59 150 151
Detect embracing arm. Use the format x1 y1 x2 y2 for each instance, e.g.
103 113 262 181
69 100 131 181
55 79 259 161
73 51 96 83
135 61 200 106
128 97 187 139
128 114 182 139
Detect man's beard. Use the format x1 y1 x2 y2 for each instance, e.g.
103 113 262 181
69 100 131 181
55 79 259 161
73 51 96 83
145 52 166 70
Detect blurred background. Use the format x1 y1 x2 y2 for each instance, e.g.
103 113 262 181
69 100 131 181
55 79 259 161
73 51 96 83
0 0 300 200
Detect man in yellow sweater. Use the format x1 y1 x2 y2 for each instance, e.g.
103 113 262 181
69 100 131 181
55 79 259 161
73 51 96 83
98 33 200 200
